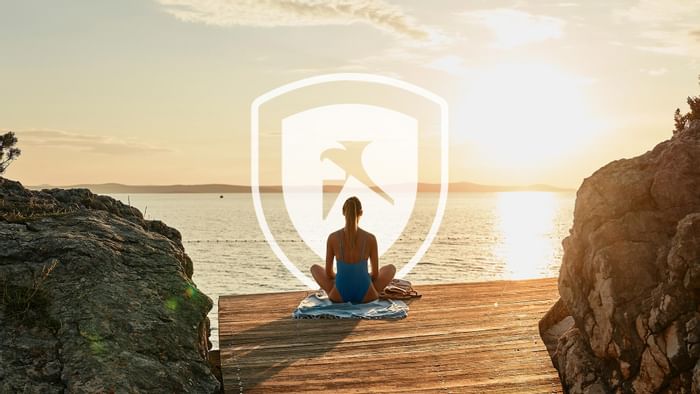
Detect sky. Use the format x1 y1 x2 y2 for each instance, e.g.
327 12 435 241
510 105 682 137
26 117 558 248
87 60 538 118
1 0 699 188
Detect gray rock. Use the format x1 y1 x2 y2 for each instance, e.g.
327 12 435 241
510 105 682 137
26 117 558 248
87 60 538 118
0 178 220 392
541 122 700 392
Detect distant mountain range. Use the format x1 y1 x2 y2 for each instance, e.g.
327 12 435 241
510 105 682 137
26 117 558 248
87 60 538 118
28 182 574 194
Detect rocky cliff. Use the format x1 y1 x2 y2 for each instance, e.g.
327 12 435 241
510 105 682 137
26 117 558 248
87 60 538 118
0 178 220 392
541 119 700 393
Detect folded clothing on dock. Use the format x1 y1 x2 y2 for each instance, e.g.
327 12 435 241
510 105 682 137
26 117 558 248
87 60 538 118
379 278 422 300
292 290 408 320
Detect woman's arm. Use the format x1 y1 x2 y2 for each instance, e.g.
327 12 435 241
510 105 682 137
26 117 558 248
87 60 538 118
369 234 379 281
325 234 336 279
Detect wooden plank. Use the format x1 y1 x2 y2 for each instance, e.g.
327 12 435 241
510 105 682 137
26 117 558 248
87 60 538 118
219 278 562 393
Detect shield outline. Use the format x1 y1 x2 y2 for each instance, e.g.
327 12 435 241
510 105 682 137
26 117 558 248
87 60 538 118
251 73 449 289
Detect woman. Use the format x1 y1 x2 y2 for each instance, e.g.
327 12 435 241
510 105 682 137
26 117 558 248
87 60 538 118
310 196 396 304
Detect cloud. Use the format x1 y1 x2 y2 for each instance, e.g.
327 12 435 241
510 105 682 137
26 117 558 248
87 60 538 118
632 29 699 56
618 0 697 24
12 129 173 155
615 0 700 57
692 30 700 41
461 9 565 49
635 42 688 56
155 0 431 41
640 67 668 76
425 55 470 76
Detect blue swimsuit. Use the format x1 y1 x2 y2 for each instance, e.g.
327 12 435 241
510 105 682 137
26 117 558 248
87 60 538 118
335 231 371 304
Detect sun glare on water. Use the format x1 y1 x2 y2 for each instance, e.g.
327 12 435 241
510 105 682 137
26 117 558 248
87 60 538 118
495 192 560 279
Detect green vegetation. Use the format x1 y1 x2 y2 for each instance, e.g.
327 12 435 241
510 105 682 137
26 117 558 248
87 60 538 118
673 74 700 135
0 131 21 174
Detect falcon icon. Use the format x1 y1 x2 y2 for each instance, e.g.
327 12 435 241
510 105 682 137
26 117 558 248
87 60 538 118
320 141 394 218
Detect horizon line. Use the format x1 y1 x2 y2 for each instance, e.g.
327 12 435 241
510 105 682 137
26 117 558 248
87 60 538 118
24 180 576 192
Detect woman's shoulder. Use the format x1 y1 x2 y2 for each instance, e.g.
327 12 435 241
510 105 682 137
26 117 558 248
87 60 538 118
327 229 343 240
359 228 376 241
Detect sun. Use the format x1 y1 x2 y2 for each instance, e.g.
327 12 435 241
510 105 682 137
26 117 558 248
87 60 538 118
458 62 602 169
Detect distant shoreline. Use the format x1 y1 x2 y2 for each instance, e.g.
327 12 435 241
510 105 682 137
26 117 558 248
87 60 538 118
27 182 575 194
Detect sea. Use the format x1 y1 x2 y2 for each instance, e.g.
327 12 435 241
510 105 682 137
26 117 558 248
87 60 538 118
110 192 576 349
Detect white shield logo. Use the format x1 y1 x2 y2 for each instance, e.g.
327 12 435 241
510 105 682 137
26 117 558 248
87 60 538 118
251 74 448 289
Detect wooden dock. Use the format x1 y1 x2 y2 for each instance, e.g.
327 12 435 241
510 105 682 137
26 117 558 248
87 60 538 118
219 278 563 393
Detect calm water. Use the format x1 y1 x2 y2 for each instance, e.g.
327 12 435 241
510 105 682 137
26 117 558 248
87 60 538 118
111 192 575 348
